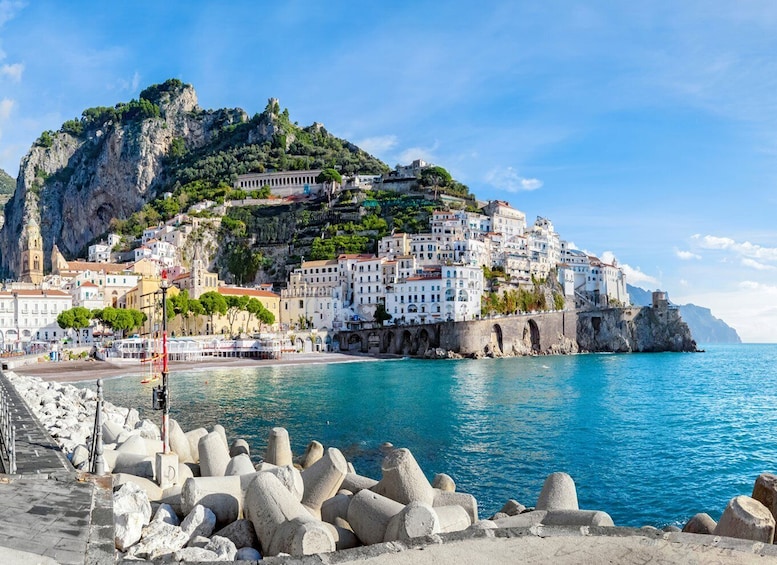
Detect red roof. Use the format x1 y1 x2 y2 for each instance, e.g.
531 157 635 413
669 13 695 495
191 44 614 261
218 286 279 298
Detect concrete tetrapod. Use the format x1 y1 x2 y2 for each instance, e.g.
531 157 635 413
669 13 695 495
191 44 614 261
185 428 208 463
213 424 229 449
683 513 717 534
752 473 777 524
536 471 579 511
301 440 324 468
264 427 293 467
301 447 348 518
230 438 250 458
347 489 405 546
181 476 243 528
714 495 775 543
225 453 256 476
373 448 435 505
341 472 379 494
244 471 335 556
198 431 231 477
384 501 440 542
169 419 194 463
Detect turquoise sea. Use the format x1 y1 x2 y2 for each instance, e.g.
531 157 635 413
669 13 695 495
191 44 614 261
87 343 777 528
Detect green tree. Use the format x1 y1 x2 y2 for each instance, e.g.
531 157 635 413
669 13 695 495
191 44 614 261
225 295 249 336
316 168 342 184
200 291 227 334
188 299 204 335
225 241 262 285
56 307 93 341
374 303 392 326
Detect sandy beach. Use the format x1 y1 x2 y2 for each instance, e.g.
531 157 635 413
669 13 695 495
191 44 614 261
11 351 381 383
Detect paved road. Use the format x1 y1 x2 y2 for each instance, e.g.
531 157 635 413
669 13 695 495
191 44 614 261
0 371 114 565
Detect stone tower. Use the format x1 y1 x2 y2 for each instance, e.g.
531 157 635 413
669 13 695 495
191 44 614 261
20 218 44 285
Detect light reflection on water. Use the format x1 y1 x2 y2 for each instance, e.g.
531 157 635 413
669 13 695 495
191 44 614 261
76 345 777 527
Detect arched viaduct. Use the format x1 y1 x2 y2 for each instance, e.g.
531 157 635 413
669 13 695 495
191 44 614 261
333 311 576 357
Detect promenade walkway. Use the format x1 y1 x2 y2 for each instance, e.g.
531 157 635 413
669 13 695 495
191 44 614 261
0 371 114 565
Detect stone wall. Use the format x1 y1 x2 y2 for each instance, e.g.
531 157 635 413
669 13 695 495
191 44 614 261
336 305 697 358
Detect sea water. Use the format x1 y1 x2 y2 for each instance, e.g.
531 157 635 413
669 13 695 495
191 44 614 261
89 343 777 528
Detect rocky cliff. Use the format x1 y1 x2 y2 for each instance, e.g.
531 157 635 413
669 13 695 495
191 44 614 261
577 306 697 353
627 284 740 344
0 81 248 276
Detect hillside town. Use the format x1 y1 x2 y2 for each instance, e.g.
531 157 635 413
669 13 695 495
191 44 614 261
1 160 628 354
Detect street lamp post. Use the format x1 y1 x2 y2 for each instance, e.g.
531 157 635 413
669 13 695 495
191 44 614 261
152 272 171 454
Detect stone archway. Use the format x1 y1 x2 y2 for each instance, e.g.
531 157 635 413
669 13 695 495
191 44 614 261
418 329 430 357
383 331 395 354
347 333 363 352
523 319 541 352
491 324 504 355
400 330 413 356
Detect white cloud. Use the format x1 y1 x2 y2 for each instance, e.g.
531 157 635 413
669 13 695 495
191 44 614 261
692 234 777 263
676 249 701 260
397 141 438 165
131 70 140 92
484 166 543 193
0 1 25 27
0 62 23 81
741 258 776 271
674 282 777 342
355 134 398 156
622 263 660 287
679 279 689 287
0 97 13 120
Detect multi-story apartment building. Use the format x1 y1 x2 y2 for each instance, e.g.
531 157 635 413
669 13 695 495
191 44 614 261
0 289 74 349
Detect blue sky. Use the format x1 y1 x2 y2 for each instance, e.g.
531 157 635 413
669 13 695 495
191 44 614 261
1 1 776 341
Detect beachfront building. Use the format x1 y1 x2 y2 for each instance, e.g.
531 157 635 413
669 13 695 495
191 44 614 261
385 268 443 325
0 289 74 350
214 286 281 335
350 255 387 321
442 264 484 321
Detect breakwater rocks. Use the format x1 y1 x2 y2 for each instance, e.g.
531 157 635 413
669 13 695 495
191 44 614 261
8 373 777 561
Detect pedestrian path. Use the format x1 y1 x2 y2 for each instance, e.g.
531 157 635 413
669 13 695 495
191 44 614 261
0 372 114 565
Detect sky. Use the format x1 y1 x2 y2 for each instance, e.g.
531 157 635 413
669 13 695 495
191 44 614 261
0 1 776 342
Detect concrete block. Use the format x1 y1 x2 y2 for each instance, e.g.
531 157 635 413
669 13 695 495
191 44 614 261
230 438 250 458
264 426 293 467
198 431 230 477
321 493 352 525
169 419 194 463
342 472 378 494
155 451 179 489
499 499 526 516
244 471 335 556
213 424 229 449
301 440 324 468
536 472 579 511
185 428 208 463
435 504 471 533
752 473 777 523
541 509 615 527
714 495 775 543
682 512 717 534
373 448 434 505
493 510 547 528
301 447 348 518
181 475 243 528
433 490 479 524
432 473 456 492
256 463 304 501
347 489 404 546
385 501 440 542
225 453 256 476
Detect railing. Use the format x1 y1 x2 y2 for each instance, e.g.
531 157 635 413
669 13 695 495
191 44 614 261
88 379 105 475
0 381 16 474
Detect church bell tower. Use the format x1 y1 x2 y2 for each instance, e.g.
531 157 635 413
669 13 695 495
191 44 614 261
20 219 44 285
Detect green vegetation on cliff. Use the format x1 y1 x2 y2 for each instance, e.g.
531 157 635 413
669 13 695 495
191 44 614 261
0 169 14 195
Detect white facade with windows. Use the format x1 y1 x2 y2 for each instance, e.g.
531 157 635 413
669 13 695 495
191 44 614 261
0 290 74 349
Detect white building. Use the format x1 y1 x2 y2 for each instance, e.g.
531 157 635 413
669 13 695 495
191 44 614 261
71 282 103 310
385 269 444 325
0 289 74 350
483 200 527 241
234 170 328 198
527 217 561 278
88 243 112 263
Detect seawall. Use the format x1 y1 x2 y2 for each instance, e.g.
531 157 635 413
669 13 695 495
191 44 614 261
335 305 696 358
